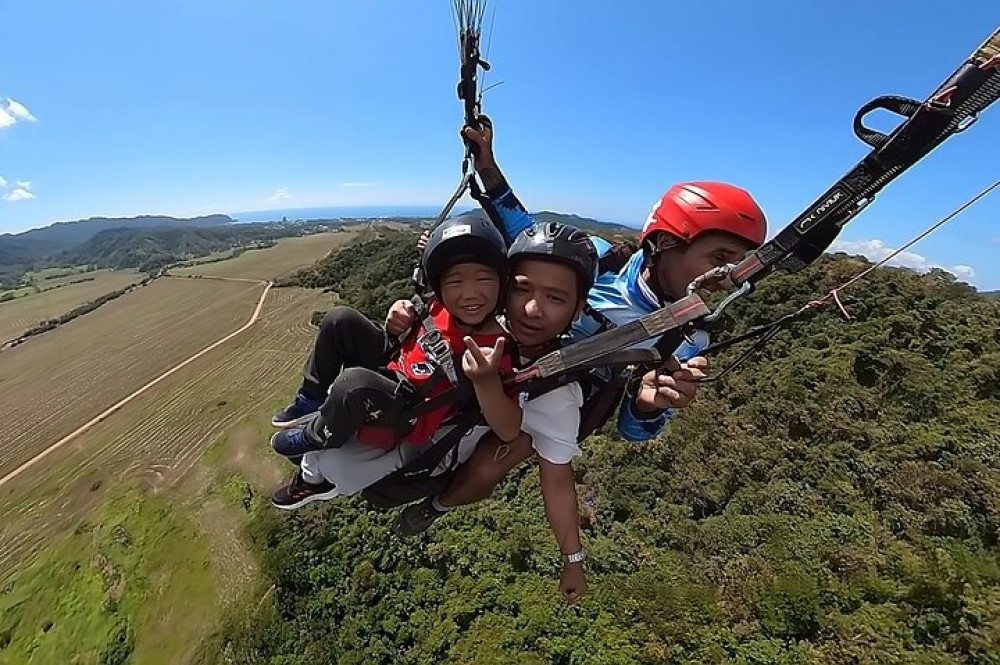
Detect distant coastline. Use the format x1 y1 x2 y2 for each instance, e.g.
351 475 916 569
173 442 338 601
231 205 455 224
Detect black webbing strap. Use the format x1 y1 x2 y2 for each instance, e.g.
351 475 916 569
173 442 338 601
730 28 1000 288
411 295 459 386
853 96 923 149
392 410 483 480
506 293 710 394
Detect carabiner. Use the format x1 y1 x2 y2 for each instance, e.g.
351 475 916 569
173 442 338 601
703 281 753 324
686 265 733 296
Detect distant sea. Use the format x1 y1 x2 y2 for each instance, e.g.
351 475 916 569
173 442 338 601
231 205 458 224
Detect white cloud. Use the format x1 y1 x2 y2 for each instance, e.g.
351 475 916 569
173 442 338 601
5 187 35 201
951 265 976 281
0 98 37 130
340 181 376 188
5 99 36 123
0 177 36 202
267 187 290 204
831 238 975 281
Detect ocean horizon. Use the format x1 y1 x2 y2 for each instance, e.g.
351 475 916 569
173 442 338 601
231 205 462 224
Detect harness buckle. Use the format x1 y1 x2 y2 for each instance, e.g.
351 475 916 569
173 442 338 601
418 329 459 385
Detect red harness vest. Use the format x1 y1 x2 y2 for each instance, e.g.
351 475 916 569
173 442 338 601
360 300 516 450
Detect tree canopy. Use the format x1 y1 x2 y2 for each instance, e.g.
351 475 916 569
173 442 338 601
219 240 1000 664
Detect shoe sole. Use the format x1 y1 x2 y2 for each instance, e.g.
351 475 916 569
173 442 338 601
272 486 340 511
270 413 318 429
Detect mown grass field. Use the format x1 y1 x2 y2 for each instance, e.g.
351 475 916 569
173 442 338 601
0 276 266 482
0 286 328 662
0 269 143 341
0 232 349 662
171 231 356 280
28 267 96 286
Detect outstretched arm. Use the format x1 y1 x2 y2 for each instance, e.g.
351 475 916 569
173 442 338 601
462 120 534 240
539 459 587 603
617 356 708 441
617 327 712 441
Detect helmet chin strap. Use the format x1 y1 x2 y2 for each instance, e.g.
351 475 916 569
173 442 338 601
642 234 685 304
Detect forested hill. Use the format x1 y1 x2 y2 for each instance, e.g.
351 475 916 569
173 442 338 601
0 217 347 286
0 214 236 286
0 214 233 264
220 236 1000 664
532 210 635 236
54 224 332 273
277 227 420 320
458 208 636 237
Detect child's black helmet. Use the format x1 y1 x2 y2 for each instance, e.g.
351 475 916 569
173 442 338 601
422 215 508 295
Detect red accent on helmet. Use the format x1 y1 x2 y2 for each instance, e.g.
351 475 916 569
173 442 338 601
639 182 767 248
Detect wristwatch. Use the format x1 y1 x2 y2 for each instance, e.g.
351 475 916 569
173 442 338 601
562 549 587 565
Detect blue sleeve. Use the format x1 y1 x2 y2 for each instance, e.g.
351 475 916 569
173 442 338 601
485 177 534 241
617 398 675 442
589 235 613 259
615 329 711 442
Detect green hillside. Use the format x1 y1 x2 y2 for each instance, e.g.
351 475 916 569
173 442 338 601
214 241 1000 664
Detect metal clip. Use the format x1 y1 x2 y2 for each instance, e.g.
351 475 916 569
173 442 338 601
686 265 734 296
703 281 754 324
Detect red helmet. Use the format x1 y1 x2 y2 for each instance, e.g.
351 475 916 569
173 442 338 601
639 182 767 249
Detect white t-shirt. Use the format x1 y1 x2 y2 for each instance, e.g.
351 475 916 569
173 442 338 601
443 380 584 467
520 381 584 464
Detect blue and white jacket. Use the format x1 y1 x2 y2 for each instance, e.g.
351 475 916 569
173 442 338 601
487 183 709 442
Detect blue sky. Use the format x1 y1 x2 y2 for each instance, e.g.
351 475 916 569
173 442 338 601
2 1 998 287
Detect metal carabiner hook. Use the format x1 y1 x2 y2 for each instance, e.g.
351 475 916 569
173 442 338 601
704 281 754 324
686 265 733 296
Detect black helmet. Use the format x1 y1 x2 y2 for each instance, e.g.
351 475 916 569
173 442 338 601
508 222 598 297
422 215 508 295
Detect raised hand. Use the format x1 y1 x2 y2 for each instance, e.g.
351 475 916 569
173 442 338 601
462 336 506 383
384 299 416 337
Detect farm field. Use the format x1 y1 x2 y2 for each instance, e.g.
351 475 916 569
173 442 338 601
30 267 101 287
0 231 347 662
0 276 266 481
0 269 143 341
171 230 356 280
0 285 330 662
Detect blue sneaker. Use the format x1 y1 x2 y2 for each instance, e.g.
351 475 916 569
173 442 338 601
270 426 322 457
271 390 323 428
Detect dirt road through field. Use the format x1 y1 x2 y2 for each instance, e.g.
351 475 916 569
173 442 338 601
0 280 273 489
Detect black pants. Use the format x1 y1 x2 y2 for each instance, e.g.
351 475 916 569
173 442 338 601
299 307 393 400
304 366 405 448
298 307 403 448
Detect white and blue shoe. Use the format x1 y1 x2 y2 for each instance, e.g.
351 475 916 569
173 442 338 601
271 390 323 428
